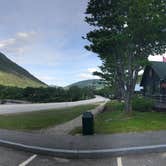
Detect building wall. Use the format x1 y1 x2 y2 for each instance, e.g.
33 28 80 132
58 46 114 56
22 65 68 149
143 67 160 96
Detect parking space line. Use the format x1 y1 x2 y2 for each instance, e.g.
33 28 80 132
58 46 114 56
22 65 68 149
19 154 37 166
117 157 123 166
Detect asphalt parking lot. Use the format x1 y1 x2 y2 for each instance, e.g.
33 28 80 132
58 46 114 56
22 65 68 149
0 146 166 166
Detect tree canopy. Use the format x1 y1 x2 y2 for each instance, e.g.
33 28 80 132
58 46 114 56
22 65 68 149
85 0 166 113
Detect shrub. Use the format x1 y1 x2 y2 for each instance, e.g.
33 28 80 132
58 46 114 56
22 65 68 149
0 85 95 103
132 96 154 112
105 101 124 112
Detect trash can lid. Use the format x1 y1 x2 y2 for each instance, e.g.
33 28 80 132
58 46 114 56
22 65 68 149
82 112 93 118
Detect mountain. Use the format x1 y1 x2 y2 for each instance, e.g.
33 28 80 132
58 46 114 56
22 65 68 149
66 79 104 90
0 52 47 88
67 79 142 92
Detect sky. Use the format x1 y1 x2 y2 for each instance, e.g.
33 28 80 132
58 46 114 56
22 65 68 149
0 0 165 86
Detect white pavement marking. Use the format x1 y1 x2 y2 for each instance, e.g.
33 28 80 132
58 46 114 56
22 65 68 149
117 157 123 166
54 157 70 163
19 154 37 166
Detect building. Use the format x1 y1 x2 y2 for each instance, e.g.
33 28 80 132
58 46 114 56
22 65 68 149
140 61 166 96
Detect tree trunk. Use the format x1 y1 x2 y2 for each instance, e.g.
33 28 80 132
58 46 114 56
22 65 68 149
124 91 133 114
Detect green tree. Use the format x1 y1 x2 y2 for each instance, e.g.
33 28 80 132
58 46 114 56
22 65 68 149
93 60 123 100
85 0 166 113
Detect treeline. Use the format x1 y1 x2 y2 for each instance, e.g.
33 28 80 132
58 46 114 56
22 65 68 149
0 85 94 103
95 86 122 100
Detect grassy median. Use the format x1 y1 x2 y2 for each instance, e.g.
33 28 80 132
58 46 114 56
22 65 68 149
94 109 166 134
72 101 166 134
0 104 97 130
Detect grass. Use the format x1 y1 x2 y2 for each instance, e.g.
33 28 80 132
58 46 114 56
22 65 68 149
0 52 46 88
0 104 97 130
94 109 166 134
71 101 166 135
0 71 46 88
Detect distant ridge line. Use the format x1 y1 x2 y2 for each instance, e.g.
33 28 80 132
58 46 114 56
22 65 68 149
0 52 47 88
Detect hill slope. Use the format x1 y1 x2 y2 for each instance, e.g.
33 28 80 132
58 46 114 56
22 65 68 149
67 79 142 91
0 52 47 88
67 79 104 90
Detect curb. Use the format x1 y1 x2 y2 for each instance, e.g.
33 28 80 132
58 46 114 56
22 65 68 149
0 139 166 158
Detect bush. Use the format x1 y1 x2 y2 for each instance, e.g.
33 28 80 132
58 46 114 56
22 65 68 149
105 101 124 112
132 96 154 112
0 85 95 103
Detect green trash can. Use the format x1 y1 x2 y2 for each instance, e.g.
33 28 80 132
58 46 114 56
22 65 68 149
82 112 94 135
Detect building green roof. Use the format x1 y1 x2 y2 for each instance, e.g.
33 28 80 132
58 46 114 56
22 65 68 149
151 61 166 79
140 61 166 86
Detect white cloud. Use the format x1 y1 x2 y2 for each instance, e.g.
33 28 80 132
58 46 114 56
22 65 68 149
138 70 144 75
35 74 66 86
148 54 166 62
0 31 37 55
79 73 100 79
87 67 100 73
78 67 100 80
138 54 166 76
37 75 58 83
17 32 32 38
0 38 16 48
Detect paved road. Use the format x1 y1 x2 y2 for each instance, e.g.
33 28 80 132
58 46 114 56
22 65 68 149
0 96 109 115
0 146 166 166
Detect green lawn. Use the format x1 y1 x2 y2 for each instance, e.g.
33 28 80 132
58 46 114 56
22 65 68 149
71 101 166 134
94 109 166 134
0 104 97 130
0 71 46 88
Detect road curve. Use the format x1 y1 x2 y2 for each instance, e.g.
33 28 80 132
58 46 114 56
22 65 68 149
0 96 109 115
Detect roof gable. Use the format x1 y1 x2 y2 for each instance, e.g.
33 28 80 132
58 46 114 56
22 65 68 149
151 61 166 79
140 61 166 86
